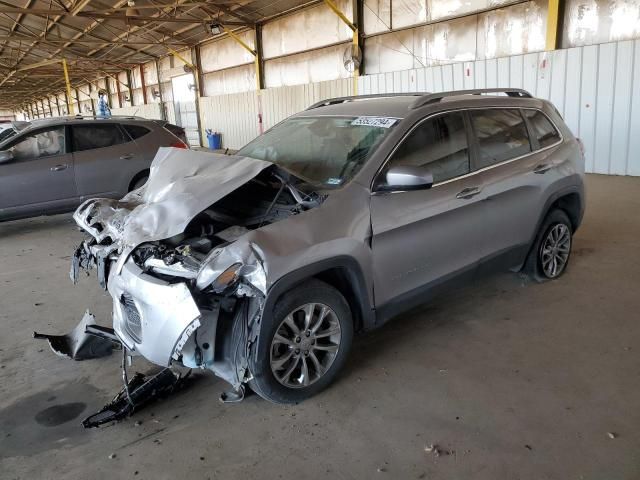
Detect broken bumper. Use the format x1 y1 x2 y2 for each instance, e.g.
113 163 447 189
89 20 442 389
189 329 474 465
108 259 202 367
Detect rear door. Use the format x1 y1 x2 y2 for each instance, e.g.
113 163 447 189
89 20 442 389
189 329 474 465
468 108 562 270
370 111 487 308
0 125 77 219
70 122 142 199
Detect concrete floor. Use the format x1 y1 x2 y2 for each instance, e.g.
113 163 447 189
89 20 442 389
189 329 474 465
1 174 639 480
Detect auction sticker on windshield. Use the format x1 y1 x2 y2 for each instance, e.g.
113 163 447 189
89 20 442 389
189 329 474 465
351 117 398 128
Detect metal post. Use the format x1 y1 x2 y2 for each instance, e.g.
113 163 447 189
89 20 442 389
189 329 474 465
354 0 364 76
47 97 54 117
154 60 167 121
140 64 148 104
115 75 123 108
546 0 561 50
192 45 204 146
126 70 134 106
62 58 74 115
323 0 358 94
255 24 265 90
75 88 81 115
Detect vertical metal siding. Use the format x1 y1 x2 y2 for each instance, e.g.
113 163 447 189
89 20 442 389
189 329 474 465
357 39 639 176
197 40 639 175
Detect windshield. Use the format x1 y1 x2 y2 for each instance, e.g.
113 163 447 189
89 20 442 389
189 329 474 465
237 116 397 187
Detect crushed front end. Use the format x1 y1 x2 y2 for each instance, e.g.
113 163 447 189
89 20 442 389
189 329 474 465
65 150 322 398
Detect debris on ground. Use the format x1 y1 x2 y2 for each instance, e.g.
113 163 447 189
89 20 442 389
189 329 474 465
81 368 192 428
424 444 454 457
607 432 617 439
33 310 119 360
108 453 116 459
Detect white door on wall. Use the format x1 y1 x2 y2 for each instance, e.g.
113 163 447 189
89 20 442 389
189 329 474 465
171 74 200 147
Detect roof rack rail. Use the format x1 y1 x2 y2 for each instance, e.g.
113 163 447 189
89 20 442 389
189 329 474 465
409 88 533 109
307 92 427 110
69 114 146 120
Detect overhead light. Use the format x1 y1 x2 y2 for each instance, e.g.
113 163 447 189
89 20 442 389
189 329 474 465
208 23 223 35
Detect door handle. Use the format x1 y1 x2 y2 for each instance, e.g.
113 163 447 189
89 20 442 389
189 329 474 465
50 164 68 172
533 163 553 174
456 186 481 199
120 153 135 160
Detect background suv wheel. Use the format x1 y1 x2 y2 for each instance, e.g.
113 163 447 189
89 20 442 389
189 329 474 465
524 209 573 281
249 279 353 404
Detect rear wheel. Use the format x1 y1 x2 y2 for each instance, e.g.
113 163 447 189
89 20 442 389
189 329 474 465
249 279 353 404
523 209 573 281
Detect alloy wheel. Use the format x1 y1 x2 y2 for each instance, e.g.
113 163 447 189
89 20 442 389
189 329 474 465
270 303 342 388
540 223 571 278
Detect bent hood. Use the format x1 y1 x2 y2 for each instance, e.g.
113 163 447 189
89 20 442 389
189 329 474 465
74 147 271 256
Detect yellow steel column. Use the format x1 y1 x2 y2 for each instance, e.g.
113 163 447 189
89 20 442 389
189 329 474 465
546 0 560 51
62 58 74 115
323 0 358 94
220 26 261 91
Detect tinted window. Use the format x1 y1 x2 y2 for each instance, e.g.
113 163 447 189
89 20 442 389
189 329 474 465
383 112 470 184
124 125 150 140
71 124 128 152
525 109 561 148
9 127 65 161
470 109 531 168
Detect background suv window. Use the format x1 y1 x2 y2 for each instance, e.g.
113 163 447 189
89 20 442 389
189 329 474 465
71 124 128 152
383 112 470 184
10 127 65 161
123 124 150 140
524 109 561 148
470 109 531 168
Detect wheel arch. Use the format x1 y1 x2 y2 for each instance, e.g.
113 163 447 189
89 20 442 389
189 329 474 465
128 168 150 192
521 184 584 272
264 256 375 335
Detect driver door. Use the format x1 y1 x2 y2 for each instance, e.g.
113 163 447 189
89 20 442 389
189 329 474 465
0 126 77 220
370 111 487 312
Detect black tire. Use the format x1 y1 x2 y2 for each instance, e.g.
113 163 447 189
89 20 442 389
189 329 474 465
248 279 353 404
523 209 573 282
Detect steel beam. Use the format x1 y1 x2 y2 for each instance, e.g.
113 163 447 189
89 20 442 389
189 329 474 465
546 0 561 50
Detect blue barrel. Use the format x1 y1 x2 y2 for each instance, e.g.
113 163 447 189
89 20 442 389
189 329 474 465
206 131 222 150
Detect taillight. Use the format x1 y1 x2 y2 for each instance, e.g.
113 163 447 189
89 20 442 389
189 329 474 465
170 140 188 149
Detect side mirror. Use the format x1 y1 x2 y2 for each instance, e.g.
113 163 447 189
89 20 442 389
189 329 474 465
0 150 14 164
381 165 434 191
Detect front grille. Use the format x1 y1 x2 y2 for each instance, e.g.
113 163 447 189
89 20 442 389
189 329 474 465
120 294 142 343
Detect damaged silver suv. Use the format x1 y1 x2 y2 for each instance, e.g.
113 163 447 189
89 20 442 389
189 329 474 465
67 89 585 405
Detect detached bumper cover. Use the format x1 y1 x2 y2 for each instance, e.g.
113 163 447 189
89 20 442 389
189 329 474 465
108 259 201 366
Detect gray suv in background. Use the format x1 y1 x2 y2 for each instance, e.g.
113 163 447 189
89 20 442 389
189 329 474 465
0 116 188 221
66 88 584 405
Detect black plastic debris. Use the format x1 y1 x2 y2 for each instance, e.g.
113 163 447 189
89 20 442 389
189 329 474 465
33 311 119 360
82 368 191 428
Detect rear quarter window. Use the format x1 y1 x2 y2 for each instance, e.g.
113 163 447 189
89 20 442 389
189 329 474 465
123 125 151 140
524 109 562 148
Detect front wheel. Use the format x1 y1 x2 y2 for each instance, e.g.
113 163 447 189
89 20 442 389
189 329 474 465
523 209 573 281
249 279 353 404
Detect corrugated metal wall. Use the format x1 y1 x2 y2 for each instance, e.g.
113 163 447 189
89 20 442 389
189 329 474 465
110 103 163 120
198 78 354 148
201 39 639 176
358 38 640 176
